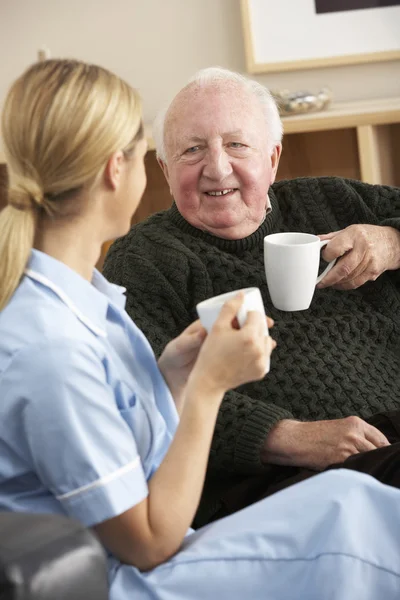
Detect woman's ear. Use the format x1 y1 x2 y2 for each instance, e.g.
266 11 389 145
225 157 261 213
104 151 125 190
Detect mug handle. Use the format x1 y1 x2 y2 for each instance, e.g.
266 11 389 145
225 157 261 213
316 240 337 284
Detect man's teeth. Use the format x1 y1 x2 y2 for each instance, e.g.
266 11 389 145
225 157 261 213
207 189 235 196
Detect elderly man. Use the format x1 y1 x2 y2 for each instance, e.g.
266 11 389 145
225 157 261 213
104 67 400 527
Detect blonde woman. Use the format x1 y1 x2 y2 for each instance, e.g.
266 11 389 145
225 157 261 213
0 60 399 600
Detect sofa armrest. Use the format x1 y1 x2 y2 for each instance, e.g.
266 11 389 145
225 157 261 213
0 512 108 600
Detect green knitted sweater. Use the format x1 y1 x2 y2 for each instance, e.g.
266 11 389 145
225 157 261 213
104 176 400 524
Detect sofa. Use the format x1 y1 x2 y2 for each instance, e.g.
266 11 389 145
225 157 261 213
0 511 108 599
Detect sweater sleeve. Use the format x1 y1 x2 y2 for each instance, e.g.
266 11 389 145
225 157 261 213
344 179 400 232
319 178 400 289
341 180 400 291
209 389 293 475
103 232 293 476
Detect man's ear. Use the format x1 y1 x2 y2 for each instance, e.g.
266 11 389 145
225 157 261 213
158 158 169 182
270 144 282 185
104 151 125 190
158 158 173 196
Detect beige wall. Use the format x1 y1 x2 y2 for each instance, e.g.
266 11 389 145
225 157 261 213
1 0 400 153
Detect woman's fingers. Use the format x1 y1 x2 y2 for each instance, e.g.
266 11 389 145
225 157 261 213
215 292 245 327
182 319 207 336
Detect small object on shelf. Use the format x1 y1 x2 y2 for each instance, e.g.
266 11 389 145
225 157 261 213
273 87 333 116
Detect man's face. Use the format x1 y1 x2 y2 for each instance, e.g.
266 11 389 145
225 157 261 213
160 83 281 239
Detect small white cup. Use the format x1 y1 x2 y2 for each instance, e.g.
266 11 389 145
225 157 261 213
264 232 337 312
196 287 270 372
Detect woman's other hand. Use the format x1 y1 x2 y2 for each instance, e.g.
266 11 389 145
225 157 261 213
158 320 207 412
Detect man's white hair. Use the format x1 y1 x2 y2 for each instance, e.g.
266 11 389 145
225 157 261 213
153 67 283 162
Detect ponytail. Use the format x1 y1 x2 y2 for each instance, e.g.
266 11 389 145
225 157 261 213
0 180 42 310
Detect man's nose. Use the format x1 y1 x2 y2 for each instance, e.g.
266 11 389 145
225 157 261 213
203 148 233 180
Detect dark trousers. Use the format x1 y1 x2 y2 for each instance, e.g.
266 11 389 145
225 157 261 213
214 410 400 519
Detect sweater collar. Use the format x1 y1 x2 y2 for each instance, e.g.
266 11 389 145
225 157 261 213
166 187 282 252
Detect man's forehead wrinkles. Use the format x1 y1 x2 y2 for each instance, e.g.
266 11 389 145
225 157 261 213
163 87 267 159
180 130 244 141
168 83 252 116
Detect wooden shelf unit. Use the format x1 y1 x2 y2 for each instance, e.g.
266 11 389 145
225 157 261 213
277 97 400 186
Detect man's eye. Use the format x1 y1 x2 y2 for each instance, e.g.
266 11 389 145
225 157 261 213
184 146 200 154
229 142 245 148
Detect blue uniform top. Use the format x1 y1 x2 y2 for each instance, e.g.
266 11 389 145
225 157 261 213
2 252 400 600
0 249 179 528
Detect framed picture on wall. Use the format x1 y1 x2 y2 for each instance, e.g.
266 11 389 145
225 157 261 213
240 0 400 73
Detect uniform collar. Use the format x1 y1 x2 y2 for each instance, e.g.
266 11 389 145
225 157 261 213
25 250 126 337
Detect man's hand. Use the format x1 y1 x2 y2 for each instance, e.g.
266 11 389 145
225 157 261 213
158 320 207 413
261 416 390 471
317 224 400 290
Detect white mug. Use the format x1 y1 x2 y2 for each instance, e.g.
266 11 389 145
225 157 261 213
264 232 337 312
196 287 270 372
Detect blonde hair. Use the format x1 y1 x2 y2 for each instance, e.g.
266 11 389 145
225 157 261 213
0 59 143 311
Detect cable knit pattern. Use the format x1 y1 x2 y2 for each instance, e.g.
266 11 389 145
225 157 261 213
104 177 400 521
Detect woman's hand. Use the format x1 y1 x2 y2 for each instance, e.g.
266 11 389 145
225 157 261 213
187 293 276 403
158 320 207 413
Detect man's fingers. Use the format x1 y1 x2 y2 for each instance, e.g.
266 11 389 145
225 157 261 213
318 231 338 241
318 224 392 290
334 275 369 291
318 257 356 288
321 235 353 263
318 249 368 288
354 438 379 454
364 424 390 449
317 235 355 288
